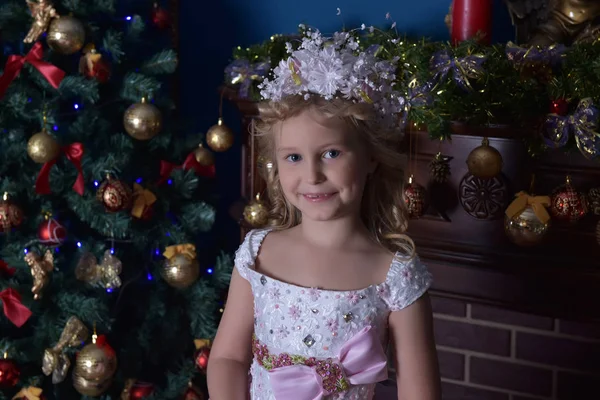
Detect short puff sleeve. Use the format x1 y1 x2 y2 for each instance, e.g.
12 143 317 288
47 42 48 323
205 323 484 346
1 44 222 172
233 228 271 281
379 255 433 312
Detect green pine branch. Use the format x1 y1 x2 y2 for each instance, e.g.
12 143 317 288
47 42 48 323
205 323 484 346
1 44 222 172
126 15 146 41
59 76 101 104
142 50 179 75
120 72 162 102
103 30 125 64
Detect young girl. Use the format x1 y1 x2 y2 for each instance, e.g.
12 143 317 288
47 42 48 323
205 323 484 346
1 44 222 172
208 27 441 400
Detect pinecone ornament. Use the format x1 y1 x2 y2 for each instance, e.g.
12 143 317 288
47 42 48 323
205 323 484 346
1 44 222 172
429 153 453 183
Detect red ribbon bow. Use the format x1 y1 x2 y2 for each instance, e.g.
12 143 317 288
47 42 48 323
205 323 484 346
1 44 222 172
0 288 32 327
157 152 215 185
35 143 85 196
0 260 16 277
0 42 66 99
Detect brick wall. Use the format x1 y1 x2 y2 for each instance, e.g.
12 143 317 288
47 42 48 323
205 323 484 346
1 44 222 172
431 296 600 400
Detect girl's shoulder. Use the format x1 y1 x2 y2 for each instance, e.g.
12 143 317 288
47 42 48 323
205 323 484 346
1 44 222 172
233 227 273 280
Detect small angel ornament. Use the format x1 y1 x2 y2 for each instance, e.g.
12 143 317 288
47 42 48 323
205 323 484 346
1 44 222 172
24 249 54 300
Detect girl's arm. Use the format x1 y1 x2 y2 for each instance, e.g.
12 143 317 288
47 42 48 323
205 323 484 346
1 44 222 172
388 292 442 400
207 268 255 400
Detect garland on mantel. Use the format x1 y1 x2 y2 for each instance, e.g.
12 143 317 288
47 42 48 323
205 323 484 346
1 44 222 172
223 25 600 161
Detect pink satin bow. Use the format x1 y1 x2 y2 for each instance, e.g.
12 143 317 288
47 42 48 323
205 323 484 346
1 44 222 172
269 326 388 399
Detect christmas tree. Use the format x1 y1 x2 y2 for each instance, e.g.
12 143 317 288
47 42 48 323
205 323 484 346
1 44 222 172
0 1 233 399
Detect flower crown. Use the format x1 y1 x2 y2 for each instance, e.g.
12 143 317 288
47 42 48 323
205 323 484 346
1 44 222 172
258 26 404 127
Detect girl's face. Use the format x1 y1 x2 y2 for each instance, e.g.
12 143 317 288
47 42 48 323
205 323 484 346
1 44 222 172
274 108 376 223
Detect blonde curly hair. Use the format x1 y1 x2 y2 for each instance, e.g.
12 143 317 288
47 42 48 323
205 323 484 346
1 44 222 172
253 95 415 258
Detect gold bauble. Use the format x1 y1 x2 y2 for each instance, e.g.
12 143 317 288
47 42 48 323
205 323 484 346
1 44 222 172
123 98 162 140
466 137 503 179
47 16 85 55
74 342 117 381
72 372 113 397
27 130 60 163
243 193 269 227
504 205 549 247
161 254 200 289
206 118 234 152
194 144 215 166
257 155 274 182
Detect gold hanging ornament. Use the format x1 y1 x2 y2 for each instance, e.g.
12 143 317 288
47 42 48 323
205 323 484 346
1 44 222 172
206 117 234 152
0 192 24 232
23 0 57 43
243 193 269 227
123 97 162 141
73 325 117 397
75 250 122 290
42 316 89 384
194 143 215 166
46 15 85 55
257 155 274 182
161 244 200 289
27 110 60 164
466 137 503 179
403 175 429 218
24 249 54 300
504 191 551 247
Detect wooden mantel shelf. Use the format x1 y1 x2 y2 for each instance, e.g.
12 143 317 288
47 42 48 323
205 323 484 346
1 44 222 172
221 86 600 323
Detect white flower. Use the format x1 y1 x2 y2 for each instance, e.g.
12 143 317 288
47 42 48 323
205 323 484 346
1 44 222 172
258 27 403 129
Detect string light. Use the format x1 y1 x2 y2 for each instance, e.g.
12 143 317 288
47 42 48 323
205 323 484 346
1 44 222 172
147 272 153 280
23 249 28 254
207 268 213 274
167 179 173 185
73 103 79 110
53 125 58 131
136 177 143 183
77 242 82 248
94 181 99 187
125 16 132 21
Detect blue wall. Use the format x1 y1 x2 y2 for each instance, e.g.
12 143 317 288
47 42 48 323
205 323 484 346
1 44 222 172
178 0 515 251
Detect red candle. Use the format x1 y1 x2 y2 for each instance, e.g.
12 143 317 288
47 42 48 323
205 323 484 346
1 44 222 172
451 0 492 45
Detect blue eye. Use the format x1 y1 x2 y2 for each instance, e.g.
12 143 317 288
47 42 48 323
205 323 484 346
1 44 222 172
286 154 302 162
323 150 341 159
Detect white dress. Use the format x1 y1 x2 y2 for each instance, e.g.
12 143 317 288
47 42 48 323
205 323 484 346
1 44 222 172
235 228 433 400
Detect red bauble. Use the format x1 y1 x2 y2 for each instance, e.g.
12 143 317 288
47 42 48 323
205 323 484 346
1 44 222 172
85 58 111 84
129 381 155 399
38 217 67 246
194 347 210 372
0 358 20 388
550 99 569 116
183 385 205 400
0 197 23 231
97 176 133 212
550 177 588 223
151 3 170 29
404 177 429 218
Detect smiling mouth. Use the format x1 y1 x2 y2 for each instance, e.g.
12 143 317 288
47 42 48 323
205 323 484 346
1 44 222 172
301 193 337 202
